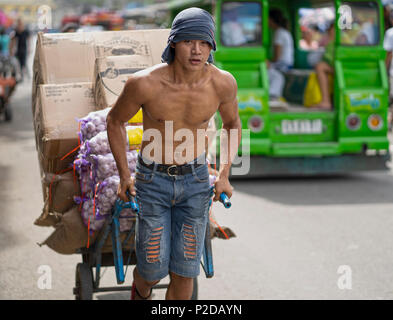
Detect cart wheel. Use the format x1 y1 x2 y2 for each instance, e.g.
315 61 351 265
74 263 94 300
191 277 198 300
4 105 12 122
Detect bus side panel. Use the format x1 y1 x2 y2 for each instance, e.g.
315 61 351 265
335 48 389 153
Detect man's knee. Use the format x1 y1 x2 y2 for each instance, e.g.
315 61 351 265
134 267 160 287
169 272 193 284
143 277 160 287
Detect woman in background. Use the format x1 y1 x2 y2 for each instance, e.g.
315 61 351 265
311 23 335 110
267 8 294 100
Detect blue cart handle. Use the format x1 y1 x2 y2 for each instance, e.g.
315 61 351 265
219 192 231 209
115 191 140 214
126 191 139 213
210 186 232 209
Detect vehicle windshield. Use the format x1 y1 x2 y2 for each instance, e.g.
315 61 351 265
221 1 262 47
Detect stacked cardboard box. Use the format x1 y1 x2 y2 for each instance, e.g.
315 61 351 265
94 54 153 110
32 29 169 111
32 28 170 191
33 29 170 253
34 82 96 173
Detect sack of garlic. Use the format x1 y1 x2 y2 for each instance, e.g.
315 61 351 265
90 150 138 183
78 107 111 142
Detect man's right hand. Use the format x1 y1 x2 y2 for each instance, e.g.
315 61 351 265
117 176 136 202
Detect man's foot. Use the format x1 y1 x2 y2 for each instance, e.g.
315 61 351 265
130 282 153 300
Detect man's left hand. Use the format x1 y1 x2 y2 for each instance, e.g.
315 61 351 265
213 176 233 202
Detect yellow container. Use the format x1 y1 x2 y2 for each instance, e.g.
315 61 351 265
128 109 143 124
127 126 143 150
303 72 333 107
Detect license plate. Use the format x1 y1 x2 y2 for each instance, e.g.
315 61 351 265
281 119 323 135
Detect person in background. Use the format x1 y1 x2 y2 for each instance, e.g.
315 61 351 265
311 22 335 109
267 8 294 100
221 9 247 46
0 25 19 103
300 26 319 50
10 18 30 81
384 1 393 33
384 5 393 88
355 19 379 45
0 26 10 56
383 2 393 128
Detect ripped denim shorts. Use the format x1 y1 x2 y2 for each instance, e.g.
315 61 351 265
135 153 211 281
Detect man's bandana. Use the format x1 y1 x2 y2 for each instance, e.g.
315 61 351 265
161 7 216 64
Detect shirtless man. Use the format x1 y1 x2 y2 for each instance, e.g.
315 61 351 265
107 7 241 300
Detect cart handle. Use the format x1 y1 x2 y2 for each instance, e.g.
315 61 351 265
209 186 232 209
219 192 231 209
115 191 139 214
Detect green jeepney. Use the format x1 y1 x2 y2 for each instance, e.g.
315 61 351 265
169 0 390 175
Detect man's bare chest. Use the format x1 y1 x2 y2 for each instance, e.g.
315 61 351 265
143 88 219 126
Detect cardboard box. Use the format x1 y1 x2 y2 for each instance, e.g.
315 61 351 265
93 29 169 65
94 54 153 110
34 29 170 85
34 32 96 84
35 82 96 173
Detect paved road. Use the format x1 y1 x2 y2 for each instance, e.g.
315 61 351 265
1 78 393 300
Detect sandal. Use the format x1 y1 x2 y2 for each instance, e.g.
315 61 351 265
130 282 153 300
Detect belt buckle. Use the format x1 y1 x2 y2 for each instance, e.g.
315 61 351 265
167 165 177 176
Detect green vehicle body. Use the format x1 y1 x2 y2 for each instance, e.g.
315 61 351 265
170 0 390 175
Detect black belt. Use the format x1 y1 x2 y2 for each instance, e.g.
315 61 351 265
138 156 205 176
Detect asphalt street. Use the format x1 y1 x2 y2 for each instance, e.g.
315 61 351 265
1 68 393 300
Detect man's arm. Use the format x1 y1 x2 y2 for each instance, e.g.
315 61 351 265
9 33 16 56
386 51 392 70
107 75 146 201
272 44 282 63
214 72 241 201
271 30 283 63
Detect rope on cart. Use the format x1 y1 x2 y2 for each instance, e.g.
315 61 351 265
60 122 82 161
208 162 229 240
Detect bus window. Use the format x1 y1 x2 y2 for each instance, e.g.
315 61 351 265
221 1 262 47
340 1 379 46
298 7 335 51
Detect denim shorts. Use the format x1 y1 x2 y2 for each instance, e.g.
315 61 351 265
134 153 211 281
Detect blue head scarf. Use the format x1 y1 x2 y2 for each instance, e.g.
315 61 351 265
161 7 216 64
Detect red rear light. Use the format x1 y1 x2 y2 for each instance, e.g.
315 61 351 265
248 116 264 133
346 114 361 131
